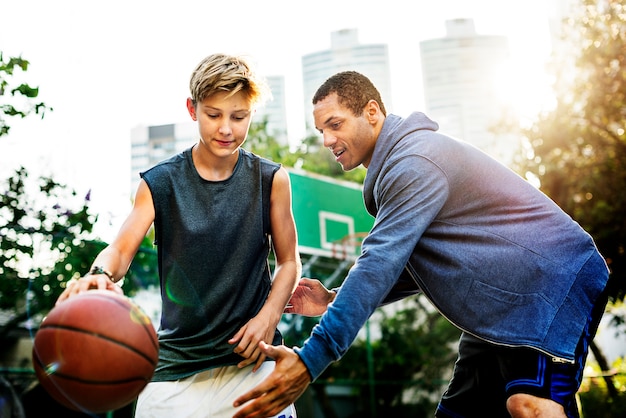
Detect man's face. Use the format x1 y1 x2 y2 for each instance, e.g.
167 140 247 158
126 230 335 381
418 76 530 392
313 93 376 171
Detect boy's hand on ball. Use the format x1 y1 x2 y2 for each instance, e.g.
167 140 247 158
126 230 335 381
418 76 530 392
56 275 123 305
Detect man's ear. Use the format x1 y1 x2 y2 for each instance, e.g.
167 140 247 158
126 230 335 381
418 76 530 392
366 99 382 124
187 97 197 121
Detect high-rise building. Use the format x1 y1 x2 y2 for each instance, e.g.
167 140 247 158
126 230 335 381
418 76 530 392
255 75 289 145
301 28 392 135
129 122 196 196
420 19 515 163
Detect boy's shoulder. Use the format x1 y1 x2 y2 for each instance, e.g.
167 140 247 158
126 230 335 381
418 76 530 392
143 148 190 175
240 148 281 173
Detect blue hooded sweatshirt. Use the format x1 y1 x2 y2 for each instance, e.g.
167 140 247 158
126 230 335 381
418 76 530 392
295 112 609 380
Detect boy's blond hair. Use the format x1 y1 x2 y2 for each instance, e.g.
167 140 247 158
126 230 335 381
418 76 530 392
189 53 270 107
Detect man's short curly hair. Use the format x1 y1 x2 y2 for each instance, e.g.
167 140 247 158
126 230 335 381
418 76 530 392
312 71 386 117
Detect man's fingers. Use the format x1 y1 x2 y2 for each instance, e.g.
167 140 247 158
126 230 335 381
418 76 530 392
233 380 270 408
233 343 310 418
233 343 275 404
233 399 282 418
257 341 278 359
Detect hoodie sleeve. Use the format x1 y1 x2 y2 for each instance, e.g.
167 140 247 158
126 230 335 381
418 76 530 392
379 267 422 305
295 153 450 380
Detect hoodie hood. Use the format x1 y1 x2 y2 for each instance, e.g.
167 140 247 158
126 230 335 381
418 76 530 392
363 112 439 215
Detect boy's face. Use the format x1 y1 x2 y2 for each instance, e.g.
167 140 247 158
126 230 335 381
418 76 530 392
187 90 253 157
313 92 377 171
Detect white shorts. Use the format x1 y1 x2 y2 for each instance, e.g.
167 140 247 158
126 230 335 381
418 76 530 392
135 362 296 418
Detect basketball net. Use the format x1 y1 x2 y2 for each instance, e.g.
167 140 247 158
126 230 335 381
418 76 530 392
330 233 368 260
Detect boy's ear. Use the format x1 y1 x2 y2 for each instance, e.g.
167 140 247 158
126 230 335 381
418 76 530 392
186 97 197 121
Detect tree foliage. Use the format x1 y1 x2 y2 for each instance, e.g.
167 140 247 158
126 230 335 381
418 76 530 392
314 296 459 417
513 0 626 303
246 117 367 184
578 357 626 417
0 167 158 340
0 51 157 342
512 4 626 411
0 167 102 335
0 52 52 138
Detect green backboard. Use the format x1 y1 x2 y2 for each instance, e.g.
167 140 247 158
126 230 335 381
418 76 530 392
287 169 374 259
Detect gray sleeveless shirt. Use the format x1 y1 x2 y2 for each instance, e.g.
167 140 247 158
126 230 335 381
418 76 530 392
140 147 281 381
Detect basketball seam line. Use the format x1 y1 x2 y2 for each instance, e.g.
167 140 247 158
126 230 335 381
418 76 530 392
37 324 157 366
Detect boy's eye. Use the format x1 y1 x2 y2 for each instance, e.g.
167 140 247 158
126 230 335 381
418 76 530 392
233 113 249 121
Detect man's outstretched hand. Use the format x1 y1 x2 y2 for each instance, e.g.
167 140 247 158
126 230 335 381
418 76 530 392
232 342 311 418
283 277 335 317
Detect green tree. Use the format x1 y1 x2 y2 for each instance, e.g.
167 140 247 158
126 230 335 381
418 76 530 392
0 167 158 341
0 52 52 138
316 296 459 417
514 0 625 301
245 116 300 167
578 357 626 418
513 0 626 407
0 167 102 337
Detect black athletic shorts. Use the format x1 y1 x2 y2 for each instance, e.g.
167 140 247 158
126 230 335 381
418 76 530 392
435 288 608 418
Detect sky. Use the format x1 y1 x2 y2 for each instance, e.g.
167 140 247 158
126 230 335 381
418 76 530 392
0 0 562 239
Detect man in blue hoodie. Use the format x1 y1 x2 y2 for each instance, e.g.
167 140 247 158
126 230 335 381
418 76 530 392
233 71 610 418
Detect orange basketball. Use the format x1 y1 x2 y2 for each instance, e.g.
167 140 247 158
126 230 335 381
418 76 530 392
32 290 159 413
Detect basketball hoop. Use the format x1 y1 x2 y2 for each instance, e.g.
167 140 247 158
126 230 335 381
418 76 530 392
330 233 368 260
